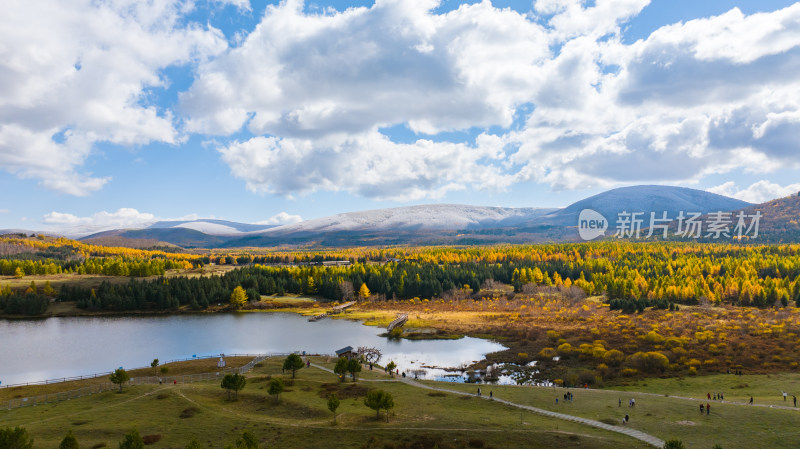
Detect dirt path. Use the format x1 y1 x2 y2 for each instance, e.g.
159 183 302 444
310 363 664 448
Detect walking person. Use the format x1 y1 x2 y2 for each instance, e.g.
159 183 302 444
700 403 704 414
619 398 621 407
477 387 481 397
489 390 493 399
749 396 754 405
794 395 797 408
706 403 710 415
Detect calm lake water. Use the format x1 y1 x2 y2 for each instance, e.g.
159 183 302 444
0 313 506 386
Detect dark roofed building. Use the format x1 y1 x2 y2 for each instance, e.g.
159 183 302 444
335 346 354 359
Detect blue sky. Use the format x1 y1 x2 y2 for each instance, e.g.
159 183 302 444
2 0 800 234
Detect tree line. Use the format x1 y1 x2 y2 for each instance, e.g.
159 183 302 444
43 245 800 312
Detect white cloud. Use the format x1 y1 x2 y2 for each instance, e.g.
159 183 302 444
219 131 514 201
708 180 800 204
182 0 549 138
535 0 650 41
214 0 251 10
0 0 227 195
186 1 800 200
257 212 303 225
7 0 800 201
43 208 156 228
505 3 800 190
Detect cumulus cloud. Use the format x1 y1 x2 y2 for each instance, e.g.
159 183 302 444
182 0 548 138
506 3 800 190
183 1 800 200
43 208 156 228
7 0 800 201
708 180 800 204
0 0 227 195
220 131 514 200
257 212 303 225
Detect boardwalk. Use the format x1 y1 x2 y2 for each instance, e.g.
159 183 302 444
310 363 664 448
332 301 356 313
386 313 408 331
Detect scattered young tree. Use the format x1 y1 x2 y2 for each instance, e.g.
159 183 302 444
109 368 130 393
347 358 362 382
663 440 685 449
327 393 341 424
228 431 259 449
386 361 397 377
364 389 395 422
221 373 246 401
334 357 349 382
268 378 284 402
357 347 382 365
230 286 248 308
282 354 304 378
150 359 159 376
118 429 144 449
185 439 202 449
59 430 79 449
358 283 370 299
42 281 56 297
0 426 34 449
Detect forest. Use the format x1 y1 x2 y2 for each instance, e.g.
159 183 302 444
10 242 799 313
2 235 800 314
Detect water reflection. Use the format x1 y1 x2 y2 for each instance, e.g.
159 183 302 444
0 313 505 386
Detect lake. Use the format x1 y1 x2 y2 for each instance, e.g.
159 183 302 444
0 312 506 386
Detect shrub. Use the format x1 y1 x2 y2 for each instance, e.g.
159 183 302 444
629 351 669 373
603 349 625 366
467 438 486 448
179 407 199 418
142 434 161 445
537 347 557 359
663 440 685 449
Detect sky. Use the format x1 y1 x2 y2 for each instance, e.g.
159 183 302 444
2 0 800 233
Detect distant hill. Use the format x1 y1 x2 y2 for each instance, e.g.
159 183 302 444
82 228 226 249
726 193 800 243
80 235 184 250
263 204 557 235
146 219 275 234
535 185 751 226
61 185 778 248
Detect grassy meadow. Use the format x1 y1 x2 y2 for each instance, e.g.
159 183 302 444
0 357 651 449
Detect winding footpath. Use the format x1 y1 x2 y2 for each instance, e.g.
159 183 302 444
310 364 664 448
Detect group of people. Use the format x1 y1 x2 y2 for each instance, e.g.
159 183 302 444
700 403 711 415
707 392 724 400
780 391 797 407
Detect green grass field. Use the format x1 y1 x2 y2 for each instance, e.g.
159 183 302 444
607 373 800 407
0 357 650 449
435 378 800 449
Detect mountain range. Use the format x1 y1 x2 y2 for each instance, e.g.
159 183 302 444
7 185 798 248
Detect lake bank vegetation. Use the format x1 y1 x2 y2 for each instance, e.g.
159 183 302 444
3 239 800 382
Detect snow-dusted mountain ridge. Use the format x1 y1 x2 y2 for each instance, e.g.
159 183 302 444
263 204 558 234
